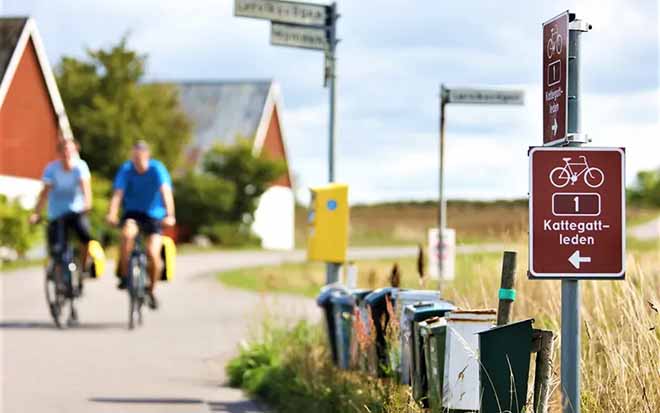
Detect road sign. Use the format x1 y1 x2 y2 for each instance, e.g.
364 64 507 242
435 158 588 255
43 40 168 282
428 228 455 280
529 147 625 279
446 87 524 105
235 0 328 26
271 23 328 50
543 11 569 145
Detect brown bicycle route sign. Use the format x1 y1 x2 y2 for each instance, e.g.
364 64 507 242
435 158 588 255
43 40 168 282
529 147 625 279
543 11 569 145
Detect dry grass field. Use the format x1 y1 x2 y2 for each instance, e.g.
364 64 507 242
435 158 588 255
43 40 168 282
295 200 659 247
227 201 660 412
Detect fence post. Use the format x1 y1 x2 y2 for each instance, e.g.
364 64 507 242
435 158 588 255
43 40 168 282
497 251 517 326
532 330 555 413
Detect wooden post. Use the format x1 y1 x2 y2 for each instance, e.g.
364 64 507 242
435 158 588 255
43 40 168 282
497 251 517 326
532 329 555 413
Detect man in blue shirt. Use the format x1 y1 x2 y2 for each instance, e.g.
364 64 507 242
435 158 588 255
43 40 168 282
30 139 94 274
106 141 176 309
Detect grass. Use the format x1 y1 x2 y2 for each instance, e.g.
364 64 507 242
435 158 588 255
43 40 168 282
223 238 660 412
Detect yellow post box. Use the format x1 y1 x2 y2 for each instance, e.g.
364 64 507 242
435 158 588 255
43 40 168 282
307 183 349 263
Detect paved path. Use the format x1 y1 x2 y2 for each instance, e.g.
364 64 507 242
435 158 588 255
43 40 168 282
1 246 429 413
629 216 660 240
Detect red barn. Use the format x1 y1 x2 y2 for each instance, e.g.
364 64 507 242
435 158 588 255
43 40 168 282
0 17 73 207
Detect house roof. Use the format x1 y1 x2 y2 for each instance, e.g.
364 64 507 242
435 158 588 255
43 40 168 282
0 18 27 83
0 17 72 138
171 80 283 155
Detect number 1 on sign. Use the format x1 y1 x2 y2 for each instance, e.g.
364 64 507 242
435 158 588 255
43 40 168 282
574 196 579 212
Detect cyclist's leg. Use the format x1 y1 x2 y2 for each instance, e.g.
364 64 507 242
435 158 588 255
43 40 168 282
70 213 93 272
145 233 163 293
119 218 139 280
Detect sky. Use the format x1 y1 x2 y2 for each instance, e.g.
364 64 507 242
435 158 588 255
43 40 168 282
2 0 658 204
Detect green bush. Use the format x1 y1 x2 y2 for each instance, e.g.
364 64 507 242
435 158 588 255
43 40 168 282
226 321 419 413
199 223 259 247
173 173 236 240
0 195 42 258
628 168 660 207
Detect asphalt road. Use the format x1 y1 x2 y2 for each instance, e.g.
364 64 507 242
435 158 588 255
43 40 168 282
0 247 418 413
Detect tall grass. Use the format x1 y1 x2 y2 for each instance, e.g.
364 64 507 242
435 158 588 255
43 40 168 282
225 239 659 412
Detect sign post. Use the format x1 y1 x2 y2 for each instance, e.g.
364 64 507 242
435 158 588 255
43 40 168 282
438 85 524 289
535 12 597 413
235 0 341 284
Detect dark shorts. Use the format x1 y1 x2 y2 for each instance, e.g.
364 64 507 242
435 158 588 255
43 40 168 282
47 212 93 255
121 211 162 235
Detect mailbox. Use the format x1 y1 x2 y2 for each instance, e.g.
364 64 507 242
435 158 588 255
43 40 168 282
307 183 349 263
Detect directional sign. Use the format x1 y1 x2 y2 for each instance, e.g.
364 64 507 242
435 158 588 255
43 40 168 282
529 147 625 279
271 23 327 50
446 87 524 105
542 11 569 145
235 0 328 26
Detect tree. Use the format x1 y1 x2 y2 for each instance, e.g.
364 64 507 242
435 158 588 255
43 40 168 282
203 140 287 223
56 37 191 179
628 168 660 207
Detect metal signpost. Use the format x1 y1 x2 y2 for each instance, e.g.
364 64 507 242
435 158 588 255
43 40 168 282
534 11 603 413
438 85 524 288
235 0 340 283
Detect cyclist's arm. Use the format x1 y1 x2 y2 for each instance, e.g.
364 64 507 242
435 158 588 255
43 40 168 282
30 184 51 222
160 184 175 222
80 178 92 212
107 189 124 225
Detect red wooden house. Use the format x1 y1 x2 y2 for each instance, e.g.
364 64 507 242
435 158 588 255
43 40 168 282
0 17 73 207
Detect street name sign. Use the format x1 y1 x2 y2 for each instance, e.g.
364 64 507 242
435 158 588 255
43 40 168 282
529 147 625 279
235 0 328 26
271 23 327 50
446 87 524 105
542 11 569 145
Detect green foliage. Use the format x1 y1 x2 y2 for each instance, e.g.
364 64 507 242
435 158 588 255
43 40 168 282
199 223 260 247
173 173 236 237
56 37 191 179
226 321 419 413
628 168 660 207
89 174 114 245
0 195 41 257
203 140 287 223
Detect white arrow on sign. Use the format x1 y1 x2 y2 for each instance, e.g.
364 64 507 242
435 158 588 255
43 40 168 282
568 250 591 269
552 118 558 135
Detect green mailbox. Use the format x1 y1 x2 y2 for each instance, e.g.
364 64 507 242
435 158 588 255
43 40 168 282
419 317 447 412
478 318 534 413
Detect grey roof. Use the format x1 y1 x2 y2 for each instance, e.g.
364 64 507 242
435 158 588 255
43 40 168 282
173 80 273 152
0 18 28 84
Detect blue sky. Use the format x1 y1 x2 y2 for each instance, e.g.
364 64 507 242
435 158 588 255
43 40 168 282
2 0 658 203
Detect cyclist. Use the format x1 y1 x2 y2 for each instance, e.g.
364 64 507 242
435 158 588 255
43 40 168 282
106 141 175 310
29 138 94 274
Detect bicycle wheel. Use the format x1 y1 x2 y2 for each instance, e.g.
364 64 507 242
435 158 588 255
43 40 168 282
549 167 570 188
585 168 604 188
128 258 145 330
44 264 66 328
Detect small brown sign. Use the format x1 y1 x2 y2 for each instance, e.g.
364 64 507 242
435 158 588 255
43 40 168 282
529 147 625 279
542 11 569 145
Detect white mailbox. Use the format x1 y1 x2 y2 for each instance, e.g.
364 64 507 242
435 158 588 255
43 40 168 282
443 310 496 411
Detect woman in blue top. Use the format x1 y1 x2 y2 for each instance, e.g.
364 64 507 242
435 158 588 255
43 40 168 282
30 139 94 271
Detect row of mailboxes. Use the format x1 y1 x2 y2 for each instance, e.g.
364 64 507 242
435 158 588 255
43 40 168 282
307 183 349 263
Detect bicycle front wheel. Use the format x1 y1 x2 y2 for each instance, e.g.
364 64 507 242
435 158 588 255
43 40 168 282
127 260 144 330
585 168 604 188
44 265 66 329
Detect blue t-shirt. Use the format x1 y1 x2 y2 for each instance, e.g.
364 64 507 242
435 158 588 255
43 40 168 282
42 158 91 220
113 160 172 220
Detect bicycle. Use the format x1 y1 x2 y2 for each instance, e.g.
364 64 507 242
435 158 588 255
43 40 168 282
547 26 563 58
126 234 148 330
549 155 605 188
44 216 84 328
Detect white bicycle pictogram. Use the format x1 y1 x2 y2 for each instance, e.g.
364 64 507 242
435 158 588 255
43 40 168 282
547 27 563 59
549 156 604 188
